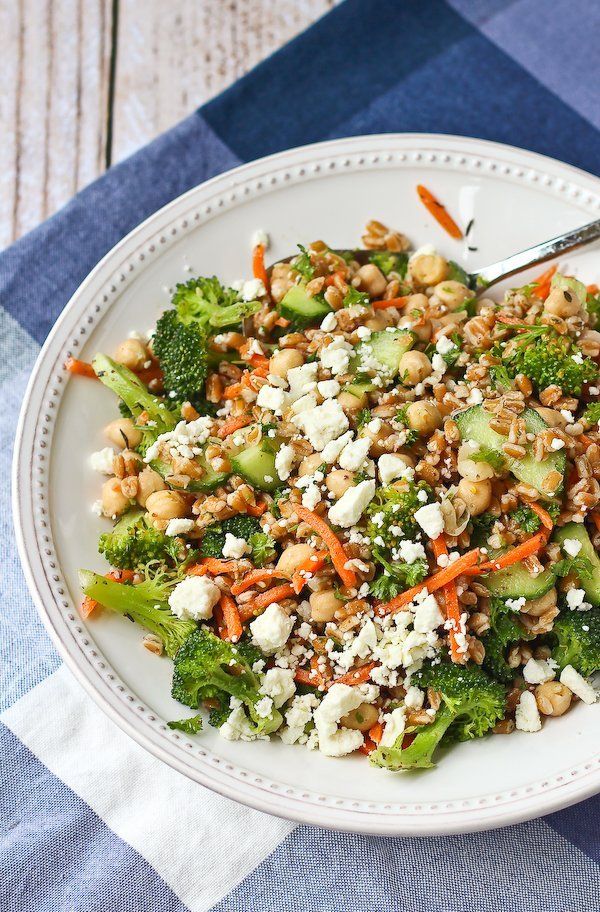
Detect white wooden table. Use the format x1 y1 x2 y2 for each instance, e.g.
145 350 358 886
1 0 333 249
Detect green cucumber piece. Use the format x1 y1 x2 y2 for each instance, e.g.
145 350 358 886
552 522 600 606
455 404 565 496
151 454 229 493
230 438 282 492
347 329 414 393
482 563 555 600
278 285 331 327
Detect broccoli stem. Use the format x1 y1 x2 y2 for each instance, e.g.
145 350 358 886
92 354 177 433
371 705 454 771
79 570 195 658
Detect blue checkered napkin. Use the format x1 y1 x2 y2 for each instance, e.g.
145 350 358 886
2 2 600 909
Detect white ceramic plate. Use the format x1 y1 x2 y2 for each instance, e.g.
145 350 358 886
14 134 600 835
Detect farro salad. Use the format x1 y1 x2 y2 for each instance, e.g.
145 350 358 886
72 219 600 771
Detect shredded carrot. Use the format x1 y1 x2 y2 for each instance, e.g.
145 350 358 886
80 595 98 619
216 415 252 439
371 295 409 310
274 316 291 328
223 381 244 400
431 535 466 664
369 721 383 744
531 264 558 300
416 184 463 239
378 548 480 615
472 531 548 574
359 738 377 756
249 363 270 379
292 505 357 588
587 284 599 295
187 558 240 576
580 434 595 450
334 661 379 687
294 666 327 690
219 593 243 642
239 583 296 621
230 569 288 596
212 601 227 639
252 244 270 294
324 271 345 287
526 500 554 531
137 363 163 386
245 500 268 517
65 356 97 378
291 551 328 594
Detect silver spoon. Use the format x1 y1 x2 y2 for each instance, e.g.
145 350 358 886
270 218 600 292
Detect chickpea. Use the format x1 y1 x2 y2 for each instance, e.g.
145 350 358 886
340 702 379 732
521 588 557 618
309 589 339 623
544 286 581 318
326 469 355 498
105 418 142 449
533 406 565 428
114 337 148 371
404 293 429 311
145 490 188 521
364 316 388 332
298 453 324 477
337 390 368 414
136 467 167 507
101 477 130 517
355 263 387 297
434 280 472 311
276 543 314 576
457 443 495 481
405 400 441 436
269 348 304 378
360 420 393 457
410 253 448 287
399 350 432 386
535 680 572 716
457 478 492 515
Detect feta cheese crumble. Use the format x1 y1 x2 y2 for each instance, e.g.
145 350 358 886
165 518 195 537
90 447 116 474
515 690 542 732
168 575 220 621
222 533 250 559
250 603 295 654
378 453 414 485
328 479 376 528
560 665 597 704
414 502 445 539
314 683 378 757
292 398 349 451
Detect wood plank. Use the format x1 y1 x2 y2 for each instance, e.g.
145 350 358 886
0 0 112 248
111 0 335 163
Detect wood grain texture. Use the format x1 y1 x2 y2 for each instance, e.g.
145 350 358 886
111 0 335 162
1 0 334 248
0 0 113 248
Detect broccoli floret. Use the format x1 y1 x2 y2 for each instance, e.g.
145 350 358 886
499 326 597 396
92 354 177 454
200 515 263 559
153 277 262 404
586 292 600 330
370 662 505 771
552 609 600 675
366 482 431 579
152 311 209 406
583 402 600 427
98 509 187 571
78 568 195 658
369 251 408 278
482 598 532 683
171 628 282 735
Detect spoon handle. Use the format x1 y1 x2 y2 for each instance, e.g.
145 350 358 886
472 218 600 289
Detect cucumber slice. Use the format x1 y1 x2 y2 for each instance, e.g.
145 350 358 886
347 329 414 393
455 404 565 496
482 563 555 600
552 522 600 606
151 454 229 493
278 285 331 327
230 438 282 492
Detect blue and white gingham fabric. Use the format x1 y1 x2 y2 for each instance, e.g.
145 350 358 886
2 2 600 909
